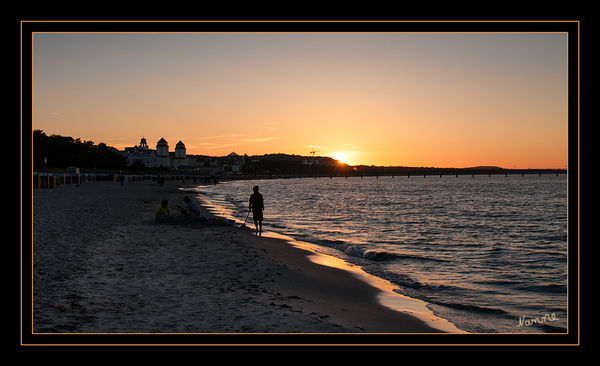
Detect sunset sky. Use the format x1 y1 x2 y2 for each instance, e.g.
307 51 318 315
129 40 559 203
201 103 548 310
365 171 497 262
32 32 568 168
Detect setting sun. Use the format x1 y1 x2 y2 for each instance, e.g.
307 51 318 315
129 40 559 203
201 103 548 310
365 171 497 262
330 152 352 165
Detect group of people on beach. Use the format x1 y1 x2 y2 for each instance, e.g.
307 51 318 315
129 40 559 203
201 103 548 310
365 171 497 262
154 196 201 218
155 185 264 235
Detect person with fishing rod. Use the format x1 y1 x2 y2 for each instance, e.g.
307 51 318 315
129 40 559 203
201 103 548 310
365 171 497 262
248 185 264 235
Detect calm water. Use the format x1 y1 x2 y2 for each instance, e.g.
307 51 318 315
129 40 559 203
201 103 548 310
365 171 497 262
194 175 567 333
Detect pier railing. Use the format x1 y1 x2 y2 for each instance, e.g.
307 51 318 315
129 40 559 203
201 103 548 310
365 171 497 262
244 168 567 180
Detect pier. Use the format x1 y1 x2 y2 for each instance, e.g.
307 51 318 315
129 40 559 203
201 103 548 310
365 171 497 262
273 168 567 180
31 167 567 189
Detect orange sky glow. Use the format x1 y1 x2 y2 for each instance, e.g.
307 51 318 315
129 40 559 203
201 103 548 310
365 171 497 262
32 32 568 168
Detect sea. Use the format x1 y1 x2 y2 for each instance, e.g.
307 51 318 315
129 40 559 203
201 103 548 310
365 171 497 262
191 174 568 333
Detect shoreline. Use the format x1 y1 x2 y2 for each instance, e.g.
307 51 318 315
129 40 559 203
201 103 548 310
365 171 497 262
189 185 465 333
194 190 464 333
32 180 464 335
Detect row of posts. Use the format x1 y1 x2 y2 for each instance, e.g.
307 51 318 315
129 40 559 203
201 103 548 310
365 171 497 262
367 170 563 178
33 172 85 189
300 171 565 179
32 172 219 189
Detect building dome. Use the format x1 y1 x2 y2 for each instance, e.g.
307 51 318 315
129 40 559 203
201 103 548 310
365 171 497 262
174 140 186 159
139 137 149 150
156 137 169 159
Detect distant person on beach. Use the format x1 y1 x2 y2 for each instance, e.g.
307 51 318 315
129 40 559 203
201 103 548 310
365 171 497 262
183 196 201 217
249 185 264 235
155 199 170 220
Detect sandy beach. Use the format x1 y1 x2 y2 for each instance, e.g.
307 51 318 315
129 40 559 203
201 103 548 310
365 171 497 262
31 180 457 335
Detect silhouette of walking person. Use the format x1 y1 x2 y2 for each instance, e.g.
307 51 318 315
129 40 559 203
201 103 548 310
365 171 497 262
249 185 264 235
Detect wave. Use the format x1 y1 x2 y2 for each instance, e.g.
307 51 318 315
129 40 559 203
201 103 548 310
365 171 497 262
428 300 510 315
386 278 510 315
318 239 347 246
378 273 511 316
474 279 523 287
269 223 287 230
515 283 567 294
337 244 449 263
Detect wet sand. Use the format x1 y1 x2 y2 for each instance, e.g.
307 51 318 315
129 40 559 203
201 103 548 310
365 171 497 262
32 181 450 335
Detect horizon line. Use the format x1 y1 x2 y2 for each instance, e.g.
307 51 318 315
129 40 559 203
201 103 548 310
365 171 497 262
32 131 568 171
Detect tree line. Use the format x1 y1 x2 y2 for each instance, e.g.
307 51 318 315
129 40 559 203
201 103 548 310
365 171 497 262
33 130 127 170
244 153 353 176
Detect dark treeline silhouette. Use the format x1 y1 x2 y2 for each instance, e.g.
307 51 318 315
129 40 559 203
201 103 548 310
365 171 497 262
244 153 353 177
244 155 565 178
33 130 127 170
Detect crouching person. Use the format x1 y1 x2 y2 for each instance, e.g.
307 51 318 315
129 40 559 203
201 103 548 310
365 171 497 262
155 199 170 221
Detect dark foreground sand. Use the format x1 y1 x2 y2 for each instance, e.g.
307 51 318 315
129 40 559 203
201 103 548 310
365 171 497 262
32 180 460 336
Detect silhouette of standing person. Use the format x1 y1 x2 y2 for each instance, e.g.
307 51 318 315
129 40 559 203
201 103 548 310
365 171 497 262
249 185 264 235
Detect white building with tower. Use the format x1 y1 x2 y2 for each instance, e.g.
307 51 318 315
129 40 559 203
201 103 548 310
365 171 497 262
122 137 189 169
